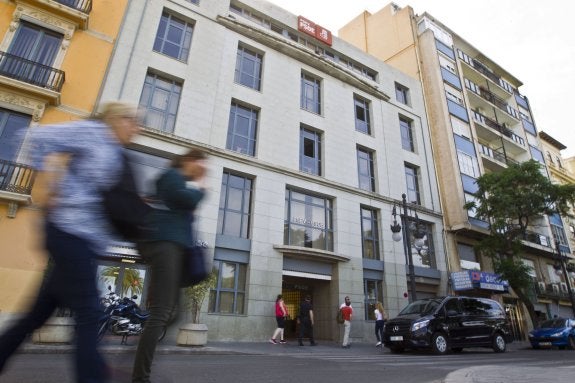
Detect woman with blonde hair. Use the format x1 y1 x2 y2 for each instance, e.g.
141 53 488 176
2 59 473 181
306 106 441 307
374 302 387 347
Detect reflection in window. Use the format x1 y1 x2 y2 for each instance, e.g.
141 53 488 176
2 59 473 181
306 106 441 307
300 127 321 175
357 147 375 192
361 207 380 259
354 95 371 134
153 12 194 61
301 72 321 114
235 45 263 90
284 189 333 251
209 261 246 314
400 117 414 152
139 72 182 133
407 220 435 268
0 108 31 162
226 102 258 156
404 164 420 205
217 172 253 238
364 279 383 320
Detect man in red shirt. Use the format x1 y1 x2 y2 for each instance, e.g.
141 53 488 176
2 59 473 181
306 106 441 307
340 296 353 348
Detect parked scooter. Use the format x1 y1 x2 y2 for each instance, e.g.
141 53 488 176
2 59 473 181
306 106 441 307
97 286 166 345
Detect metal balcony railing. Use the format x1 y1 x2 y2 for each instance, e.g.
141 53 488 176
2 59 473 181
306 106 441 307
0 159 35 195
524 230 551 248
465 78 519 120
472 110 525 146
54 0 92 14
0 51 65 92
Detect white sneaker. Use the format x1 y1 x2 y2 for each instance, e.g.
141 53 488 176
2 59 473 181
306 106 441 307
376 341 382 347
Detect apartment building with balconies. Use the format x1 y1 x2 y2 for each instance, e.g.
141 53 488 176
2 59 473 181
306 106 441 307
0 0 128 325
95 0 446 342
339 3 574 334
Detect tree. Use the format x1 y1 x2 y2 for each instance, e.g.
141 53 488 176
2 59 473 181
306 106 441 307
465 160 575 328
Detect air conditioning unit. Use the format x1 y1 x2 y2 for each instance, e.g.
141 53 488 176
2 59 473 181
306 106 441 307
537 281 547 292
560 283 569 293
552 283 560 294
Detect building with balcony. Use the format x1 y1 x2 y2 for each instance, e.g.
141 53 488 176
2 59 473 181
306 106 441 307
0 0 128 324
339 3 574 333
96 0 445 342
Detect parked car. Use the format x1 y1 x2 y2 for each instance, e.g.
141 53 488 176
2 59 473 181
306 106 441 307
383 296 513 355
528 318 575 350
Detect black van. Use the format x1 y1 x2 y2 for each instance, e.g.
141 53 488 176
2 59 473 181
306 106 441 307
383 296 513 354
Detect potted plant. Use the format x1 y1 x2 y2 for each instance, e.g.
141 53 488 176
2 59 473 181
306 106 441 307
176 272 217 346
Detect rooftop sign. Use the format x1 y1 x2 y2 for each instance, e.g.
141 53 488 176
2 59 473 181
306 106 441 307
297 16 332 46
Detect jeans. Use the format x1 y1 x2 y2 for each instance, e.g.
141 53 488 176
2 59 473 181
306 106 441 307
343 320 351 346
298 318 315 345
375 320 385 342
132 241 184 383
0 222 107 383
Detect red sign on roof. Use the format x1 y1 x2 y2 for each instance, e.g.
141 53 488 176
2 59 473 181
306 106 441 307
297 16 332 46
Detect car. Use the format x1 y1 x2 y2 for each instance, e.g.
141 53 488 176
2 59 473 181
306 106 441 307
383 296 513 355
528 318 575 350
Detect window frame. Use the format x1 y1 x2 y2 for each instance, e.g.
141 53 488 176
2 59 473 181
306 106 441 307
364 279 383 320
226 101 259 156
299 126 322 176
235 44 263 91
208 260 247 315
361 207 380 260
357 146 376 192
138 72 182 133
404 163 421 205
217 171 253 239
395 82 410 105
400 116 415 152
354 94 371 134
300 72 321 114
153 12 194 62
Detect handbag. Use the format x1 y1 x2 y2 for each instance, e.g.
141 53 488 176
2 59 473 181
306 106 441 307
181 241 209 287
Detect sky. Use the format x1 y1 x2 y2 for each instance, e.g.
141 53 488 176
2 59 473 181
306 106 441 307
266 0 575 157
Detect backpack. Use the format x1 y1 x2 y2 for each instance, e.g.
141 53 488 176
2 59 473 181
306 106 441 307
102 151 151 241
336 308 344 324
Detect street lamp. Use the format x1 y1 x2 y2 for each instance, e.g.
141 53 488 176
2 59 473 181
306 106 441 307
391 193 427 303
552 239 575 317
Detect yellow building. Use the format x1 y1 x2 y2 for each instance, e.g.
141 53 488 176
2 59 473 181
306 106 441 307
0 0 128 321
339 3 575 328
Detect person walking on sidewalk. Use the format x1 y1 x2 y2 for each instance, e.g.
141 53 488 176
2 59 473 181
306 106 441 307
270 294 288 344
298 295 317 346
340 296 353 348
0 102 141 383
374 301 387 347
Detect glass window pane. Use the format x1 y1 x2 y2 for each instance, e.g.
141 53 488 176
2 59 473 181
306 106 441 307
221 262 236 289
218 292 235 313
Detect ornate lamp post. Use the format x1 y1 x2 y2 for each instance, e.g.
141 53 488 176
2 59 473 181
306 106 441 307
391 193 427 303
553 239 575 317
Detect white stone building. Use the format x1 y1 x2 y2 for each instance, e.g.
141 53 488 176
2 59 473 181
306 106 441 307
97 0 445 342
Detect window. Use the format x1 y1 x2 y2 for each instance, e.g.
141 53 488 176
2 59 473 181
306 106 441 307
395 82 410 105
208 261 247 314
300 127 321 175
407 220 434 268
284 189 333 251
521 258 536 278
300 72 321 114
357 147 375 192
153 12 193 61
556 156 563 168
217 172 253 238
0 108 31 162
354 95 371 134
458 243 480 270
2 21 63 87
400 117 414 152
185 0 199 4
361 207 380 259
404 163 420 205
546 151 554 164
551 224 569 247
457 151 480 178
235 45 263 90
226 102 258 156
364 279 383 320
451 116 471 139
139 72 182 133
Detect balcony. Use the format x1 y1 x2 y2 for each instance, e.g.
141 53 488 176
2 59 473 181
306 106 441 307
0 51 64 104
524 230 551 248
533 280 573 300
472 110 526 157
0 159 35 216
19 0 92 29
464 78 519 126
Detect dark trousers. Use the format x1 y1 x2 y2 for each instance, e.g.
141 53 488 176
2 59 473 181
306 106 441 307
132 241 184 383
298 318 315 344
0 222 107 383
375 320 385 342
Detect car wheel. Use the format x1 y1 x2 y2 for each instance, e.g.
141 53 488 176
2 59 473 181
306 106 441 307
569 336 575 350
389 346 404 354
492 333 506 353
451 347 463 353
431 333 449 355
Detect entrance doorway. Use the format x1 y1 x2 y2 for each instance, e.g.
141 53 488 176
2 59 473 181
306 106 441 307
504 299 526 341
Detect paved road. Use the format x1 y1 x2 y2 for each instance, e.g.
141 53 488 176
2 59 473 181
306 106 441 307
2 341 574 382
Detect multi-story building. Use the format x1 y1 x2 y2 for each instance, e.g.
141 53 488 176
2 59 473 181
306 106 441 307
0 0 128 325
97 0 445 342
339 3 574 334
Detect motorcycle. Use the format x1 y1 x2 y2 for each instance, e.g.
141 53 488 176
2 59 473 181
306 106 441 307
97 286 166 344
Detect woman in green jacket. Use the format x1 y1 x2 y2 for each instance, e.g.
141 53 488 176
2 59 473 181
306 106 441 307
132 149 207 383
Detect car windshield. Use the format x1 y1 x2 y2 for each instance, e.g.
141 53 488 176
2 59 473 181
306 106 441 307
539 318 567 328
398 299 442 316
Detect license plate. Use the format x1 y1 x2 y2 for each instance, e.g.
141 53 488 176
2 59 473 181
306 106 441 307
539 342 552 347
390 336 403 341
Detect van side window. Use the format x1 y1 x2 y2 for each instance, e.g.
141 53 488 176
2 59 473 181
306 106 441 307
462 298 492 316
483 299 504 317
444 298 461 315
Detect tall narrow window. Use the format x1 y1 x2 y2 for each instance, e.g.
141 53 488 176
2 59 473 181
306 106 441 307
361 207 380 260
364 279 383 320
0 108 31 162
400 117 414 152
284 189 333 251
226 102 258 156
235 45 263 90
217 172 253 238
405 163 420 205
2 21 63 87
153 12 194 61
395 82 410 105
300 72 321 114
208 260 247 314
139 72 182 133
300 127 321 175
357 147 375 192
354 95 371 134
